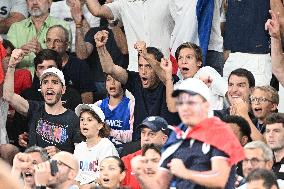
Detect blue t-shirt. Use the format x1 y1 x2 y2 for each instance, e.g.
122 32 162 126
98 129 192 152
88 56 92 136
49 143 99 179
224 0 270 53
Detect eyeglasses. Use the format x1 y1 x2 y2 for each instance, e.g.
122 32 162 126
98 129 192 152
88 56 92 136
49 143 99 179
250 96 273 104
243 158 267 166
57 160 75 170
45 38 65 46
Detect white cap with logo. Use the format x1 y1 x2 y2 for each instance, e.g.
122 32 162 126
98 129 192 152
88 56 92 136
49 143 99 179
40 67 65 86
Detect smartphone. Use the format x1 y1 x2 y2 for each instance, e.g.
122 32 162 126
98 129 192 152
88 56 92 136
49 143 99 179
50 160 59 176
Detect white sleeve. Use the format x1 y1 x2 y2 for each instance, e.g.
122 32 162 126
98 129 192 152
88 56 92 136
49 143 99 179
104 0 122 21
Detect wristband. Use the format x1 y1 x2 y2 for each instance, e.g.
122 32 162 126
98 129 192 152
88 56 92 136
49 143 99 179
7 64 16 68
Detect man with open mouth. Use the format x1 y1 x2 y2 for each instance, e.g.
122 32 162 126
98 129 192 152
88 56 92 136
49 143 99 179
3 49 81 156
94 30 180 141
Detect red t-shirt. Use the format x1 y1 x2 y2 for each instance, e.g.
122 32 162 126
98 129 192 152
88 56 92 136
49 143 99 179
121 150 142 189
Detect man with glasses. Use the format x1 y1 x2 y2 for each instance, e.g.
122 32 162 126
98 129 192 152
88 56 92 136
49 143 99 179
265 113 284 180
237 141 284 189
251 86 279 133
131 78 244 189
45 25 94 104
33 151 79 189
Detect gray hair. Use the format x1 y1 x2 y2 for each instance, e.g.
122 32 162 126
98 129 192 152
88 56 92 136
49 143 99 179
47 25 69 43
244 141 273 161
24 146 49 161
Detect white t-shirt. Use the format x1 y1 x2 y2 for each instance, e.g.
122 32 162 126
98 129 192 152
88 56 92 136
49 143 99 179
105 0 174 71
73 138 118 185
208 0 223 52
0 0 28 38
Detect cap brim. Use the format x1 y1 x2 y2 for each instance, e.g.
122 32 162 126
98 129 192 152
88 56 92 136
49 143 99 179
75 104 93 117
40 72 64 86
138 122 158 132
172 90 199 97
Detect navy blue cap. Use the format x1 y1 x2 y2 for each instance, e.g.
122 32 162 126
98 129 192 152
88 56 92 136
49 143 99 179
139 116 169 135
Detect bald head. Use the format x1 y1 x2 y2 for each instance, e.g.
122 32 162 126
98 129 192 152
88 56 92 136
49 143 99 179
52 151 79 174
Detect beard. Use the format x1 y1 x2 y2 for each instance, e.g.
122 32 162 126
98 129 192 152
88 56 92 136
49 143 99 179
28 4 49 17
45 92 62 107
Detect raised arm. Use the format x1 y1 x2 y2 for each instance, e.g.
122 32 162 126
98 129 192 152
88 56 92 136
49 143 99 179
160 58 177 113
266 10 284 87
85 0 114 19
134 41 167 82
95 30 128 84
110 22 128 55
3 49 29 116
270 0 284 40
70 0 93 60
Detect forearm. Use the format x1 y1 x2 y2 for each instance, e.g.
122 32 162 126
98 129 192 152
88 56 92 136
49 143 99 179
85 0 113 19
165 79 177 113
271 37 284 85
81 92 93 104
270 0 284 39
97 45 115 74
111 26 128 54
3 66 16 103
75 21 91 59
243 114 264 141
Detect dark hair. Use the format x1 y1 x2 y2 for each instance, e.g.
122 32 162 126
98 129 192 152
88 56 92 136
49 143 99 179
2 39 14 55
138 47 164 62
247 169 279 189
25 146 49 161
175 42 203 64
103 156 125 173
80 109 111 138
105 73 126 94
34 49 62 70
222 115 252 141
265 113 284 126
142 143 162 156
228 68 255 88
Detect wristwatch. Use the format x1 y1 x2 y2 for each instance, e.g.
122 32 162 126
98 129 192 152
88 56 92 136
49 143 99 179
35 186 47 189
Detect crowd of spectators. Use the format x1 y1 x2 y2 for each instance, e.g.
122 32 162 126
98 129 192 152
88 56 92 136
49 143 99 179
1 0 284 189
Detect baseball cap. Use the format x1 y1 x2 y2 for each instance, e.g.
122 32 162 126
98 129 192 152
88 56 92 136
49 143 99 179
40 67 65 86
138 116 169 135
75 104 105 122
172 78 211 102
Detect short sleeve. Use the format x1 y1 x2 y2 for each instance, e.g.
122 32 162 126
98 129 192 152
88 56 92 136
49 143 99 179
125 71 139 94
104 0 122 21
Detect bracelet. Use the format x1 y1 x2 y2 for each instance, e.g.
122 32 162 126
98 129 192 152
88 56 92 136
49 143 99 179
75 15 85 28
7 64 16 68
76 23 83 28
